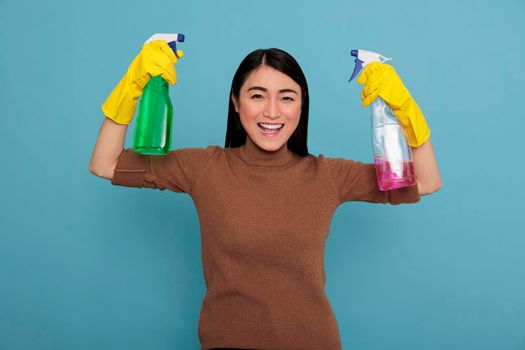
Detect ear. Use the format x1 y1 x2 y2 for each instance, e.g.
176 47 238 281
231 92 239 113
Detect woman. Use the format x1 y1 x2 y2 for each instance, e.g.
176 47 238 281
89 42 441 350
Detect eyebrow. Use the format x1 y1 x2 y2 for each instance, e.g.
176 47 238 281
247 86 298 95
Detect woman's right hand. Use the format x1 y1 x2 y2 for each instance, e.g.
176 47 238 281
101 40 185 125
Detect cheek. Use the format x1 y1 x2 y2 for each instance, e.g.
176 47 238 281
238 105 261 130
238 102 263 120
284 104 302 122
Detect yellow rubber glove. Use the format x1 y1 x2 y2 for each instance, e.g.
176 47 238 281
357 62 431 147
102 40 184 125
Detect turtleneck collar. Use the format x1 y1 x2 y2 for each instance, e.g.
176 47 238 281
237 136 296 167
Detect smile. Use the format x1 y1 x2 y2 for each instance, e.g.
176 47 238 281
257 123 284 130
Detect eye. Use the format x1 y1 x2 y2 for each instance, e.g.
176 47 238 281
282 96 295 102
250 94 264 99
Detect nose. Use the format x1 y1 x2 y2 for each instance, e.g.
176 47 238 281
263 97 281 119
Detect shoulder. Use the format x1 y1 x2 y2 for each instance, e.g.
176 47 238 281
309 152 362 168
170 144 223 160
311 153 374 183
290 152 357 175
150 145 225 173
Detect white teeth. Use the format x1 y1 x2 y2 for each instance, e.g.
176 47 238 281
258 123 284 130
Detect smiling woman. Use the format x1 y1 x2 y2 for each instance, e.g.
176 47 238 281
225 48 310 156
90 45 439 350
231 65 302 152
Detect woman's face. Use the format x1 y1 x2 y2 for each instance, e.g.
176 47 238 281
232 65 302 152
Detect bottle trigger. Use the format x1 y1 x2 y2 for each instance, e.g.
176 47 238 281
349 58 364 82
168 41 180 58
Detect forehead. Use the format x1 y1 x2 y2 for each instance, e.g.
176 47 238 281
242 65 300 91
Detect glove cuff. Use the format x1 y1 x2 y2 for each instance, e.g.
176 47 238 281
101 76 140 125
393 99 431 148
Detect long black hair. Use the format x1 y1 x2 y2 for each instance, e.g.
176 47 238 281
224 48 311 157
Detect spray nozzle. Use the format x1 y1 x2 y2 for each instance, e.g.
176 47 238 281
145 33 186 58
348 49 391 82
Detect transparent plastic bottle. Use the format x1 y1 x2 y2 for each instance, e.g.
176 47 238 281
371 98 416 191
132 75 173 155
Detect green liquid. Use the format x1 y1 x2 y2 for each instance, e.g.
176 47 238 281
132 76 173 155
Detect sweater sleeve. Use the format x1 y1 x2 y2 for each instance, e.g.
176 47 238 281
321 155 420 205
110 146 217 194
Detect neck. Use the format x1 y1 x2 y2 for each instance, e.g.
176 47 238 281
238 136 295 167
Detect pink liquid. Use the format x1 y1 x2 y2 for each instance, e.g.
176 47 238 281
374 156 416 191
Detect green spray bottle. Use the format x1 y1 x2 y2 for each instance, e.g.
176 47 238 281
132 33 185 155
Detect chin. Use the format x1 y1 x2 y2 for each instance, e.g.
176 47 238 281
261 144 283 152
253 137 287 152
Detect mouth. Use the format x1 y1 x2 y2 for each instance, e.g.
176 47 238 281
257 123 284 136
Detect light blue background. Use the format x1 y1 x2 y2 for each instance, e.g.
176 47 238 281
1 0 524 349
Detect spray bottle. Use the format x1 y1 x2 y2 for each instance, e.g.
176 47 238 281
348 49 416 191
132 33 185 155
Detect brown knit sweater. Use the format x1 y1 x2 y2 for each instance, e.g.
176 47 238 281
111 136 420 350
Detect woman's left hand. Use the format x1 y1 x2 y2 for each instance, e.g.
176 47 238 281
357 62 431 148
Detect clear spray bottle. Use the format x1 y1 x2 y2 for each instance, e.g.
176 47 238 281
132 33 185 155
348 49 416 191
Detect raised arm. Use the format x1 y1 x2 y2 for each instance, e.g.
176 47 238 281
357 62 442 197
412 137 442 195
88 40 183 180
88 118 127 180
